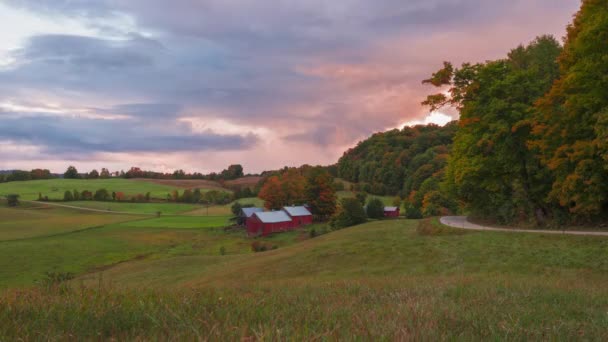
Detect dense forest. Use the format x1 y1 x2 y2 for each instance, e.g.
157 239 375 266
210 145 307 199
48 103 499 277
336 122 458 217
423 0 607 225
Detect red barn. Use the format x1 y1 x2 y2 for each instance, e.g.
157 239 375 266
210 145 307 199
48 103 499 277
240 207 263 226
246 211 295 236
384 206 400 218
283 206 313 226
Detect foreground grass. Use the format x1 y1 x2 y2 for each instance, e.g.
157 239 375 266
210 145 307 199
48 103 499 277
2 219 608 339
3 275 607 340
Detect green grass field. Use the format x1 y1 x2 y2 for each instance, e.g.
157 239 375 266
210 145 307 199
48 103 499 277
0 179 182 200
119 215 231 229
0 207 136 241
0 211 607 339
66 201 199 215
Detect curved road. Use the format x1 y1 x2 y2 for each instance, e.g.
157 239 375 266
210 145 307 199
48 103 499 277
440 216 608 237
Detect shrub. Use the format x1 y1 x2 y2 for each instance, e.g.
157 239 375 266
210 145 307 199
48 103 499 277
93 188 110 201
63 191 74 201
219 246 226 255
80 190 93 201
6 194 19 207
366 198 385 219
404 203 423 219
251 241 275 253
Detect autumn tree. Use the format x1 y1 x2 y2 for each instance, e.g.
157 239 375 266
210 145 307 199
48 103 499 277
424 36 562 224
259 168 306 210
532 0 608 219
304 167 337 219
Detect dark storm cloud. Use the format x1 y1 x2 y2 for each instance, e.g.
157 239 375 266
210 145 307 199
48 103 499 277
0 110 258 155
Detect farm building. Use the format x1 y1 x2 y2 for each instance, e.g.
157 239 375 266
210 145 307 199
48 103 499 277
239 207 264 225
283 205 313 226
383 206 400 218
246 211 295 236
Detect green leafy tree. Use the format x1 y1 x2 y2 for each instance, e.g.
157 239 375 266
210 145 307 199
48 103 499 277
532 0 608 218
424 36 562 224
330 198 367 229
100 168 111 179
73 190 80 201
87 169 99 179
64 166 79 179
366 198 385 219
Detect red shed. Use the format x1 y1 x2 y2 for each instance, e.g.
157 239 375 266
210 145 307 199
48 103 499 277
283 206 313 226
384 206 400 218
246 211 295 236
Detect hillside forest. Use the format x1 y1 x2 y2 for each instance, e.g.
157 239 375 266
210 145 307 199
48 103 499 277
339 0 607 226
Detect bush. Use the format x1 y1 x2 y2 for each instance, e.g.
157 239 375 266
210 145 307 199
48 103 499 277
366 198 385 219
93 188 110 201
63 191 74 201
251 241 276 253
6 194 19 207
331 198 367 229
404 203 423 219
80 190 93 201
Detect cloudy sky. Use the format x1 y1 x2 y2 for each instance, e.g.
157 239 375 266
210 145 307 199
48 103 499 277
0 0 579 174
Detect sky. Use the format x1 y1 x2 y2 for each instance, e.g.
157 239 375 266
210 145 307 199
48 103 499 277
0 0 580 174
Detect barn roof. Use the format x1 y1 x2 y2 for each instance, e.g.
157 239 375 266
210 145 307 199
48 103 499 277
253 211 292 223
282 206 312 217
241 207 263 217
384 206 399 212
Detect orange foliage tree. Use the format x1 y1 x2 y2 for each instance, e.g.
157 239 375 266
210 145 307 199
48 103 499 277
259 169 306 210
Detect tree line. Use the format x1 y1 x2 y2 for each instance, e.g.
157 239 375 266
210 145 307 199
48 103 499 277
423 0 607 225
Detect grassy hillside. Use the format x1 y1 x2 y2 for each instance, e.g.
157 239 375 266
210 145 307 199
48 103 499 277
1 217 608 339
65 201 199 215
0 179 182 200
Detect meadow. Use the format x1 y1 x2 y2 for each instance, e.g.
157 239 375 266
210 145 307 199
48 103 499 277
1 202 608 339
0 179 183 200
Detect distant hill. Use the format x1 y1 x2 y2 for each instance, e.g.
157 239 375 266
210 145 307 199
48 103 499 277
336 122 458 197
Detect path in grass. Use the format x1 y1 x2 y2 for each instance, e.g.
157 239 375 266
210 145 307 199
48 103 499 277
440 216 608 236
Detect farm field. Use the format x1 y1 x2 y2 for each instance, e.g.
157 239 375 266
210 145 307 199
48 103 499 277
1 213 608 339
183 197 264 216
0 204 305 288
0 207 136 241
65 201 199 215
0 179 186 200
119 215 231 229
